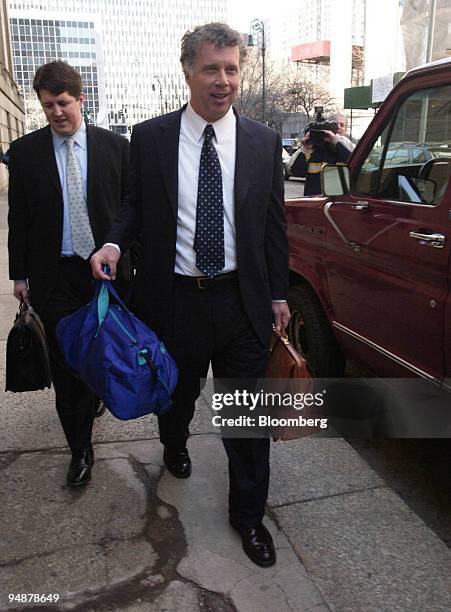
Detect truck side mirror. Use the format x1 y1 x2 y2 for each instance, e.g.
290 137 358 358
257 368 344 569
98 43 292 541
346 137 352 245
321 164 350 196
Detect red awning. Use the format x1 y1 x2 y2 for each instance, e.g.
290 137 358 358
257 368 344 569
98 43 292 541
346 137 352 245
291 40 331 64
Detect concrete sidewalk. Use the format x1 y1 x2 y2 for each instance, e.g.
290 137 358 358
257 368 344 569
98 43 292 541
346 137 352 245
0 188 450 612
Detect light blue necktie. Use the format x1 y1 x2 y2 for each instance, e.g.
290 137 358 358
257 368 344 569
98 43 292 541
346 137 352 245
66 136 95 259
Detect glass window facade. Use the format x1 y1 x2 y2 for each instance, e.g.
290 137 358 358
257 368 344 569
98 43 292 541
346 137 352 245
10 15 99 132
9 0 228 133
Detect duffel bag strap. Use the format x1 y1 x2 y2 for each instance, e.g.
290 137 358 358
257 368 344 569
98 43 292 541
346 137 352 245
95 279 131 334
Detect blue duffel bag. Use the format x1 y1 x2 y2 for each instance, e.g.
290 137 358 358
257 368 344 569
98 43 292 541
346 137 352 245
56 279 178 420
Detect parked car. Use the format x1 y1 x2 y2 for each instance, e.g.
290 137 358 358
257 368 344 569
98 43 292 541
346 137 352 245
284 147 305 181
282 147 291 180
282 138 298 155
365 142 451 170
286 57 451 389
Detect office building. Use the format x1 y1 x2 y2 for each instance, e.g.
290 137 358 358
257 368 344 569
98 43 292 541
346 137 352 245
0 0 25 188
9 12 102 132
287 0 365 105
254 0 364 109
9 0 228 133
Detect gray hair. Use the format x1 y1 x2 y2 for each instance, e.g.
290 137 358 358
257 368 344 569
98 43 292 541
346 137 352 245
330 111 348 125
180 22 247 73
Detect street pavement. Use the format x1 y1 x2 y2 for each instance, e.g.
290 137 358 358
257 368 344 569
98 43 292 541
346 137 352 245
0 189 450 612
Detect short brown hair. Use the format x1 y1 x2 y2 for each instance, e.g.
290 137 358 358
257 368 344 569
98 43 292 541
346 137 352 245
33 60 83 99
180 22 247 74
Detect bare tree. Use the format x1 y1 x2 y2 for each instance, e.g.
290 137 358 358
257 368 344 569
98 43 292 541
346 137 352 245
352 46 364 87
237 52 337 133
236 49 286 126
281 75 335 120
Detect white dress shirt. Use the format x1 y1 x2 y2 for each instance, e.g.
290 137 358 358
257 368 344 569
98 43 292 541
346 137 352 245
176 103 237 276
51 120 88 256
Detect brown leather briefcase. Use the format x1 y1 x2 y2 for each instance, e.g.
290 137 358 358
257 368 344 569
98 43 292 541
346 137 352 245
266 329 321 441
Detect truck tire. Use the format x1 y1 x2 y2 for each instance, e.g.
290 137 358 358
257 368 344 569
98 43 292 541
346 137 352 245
288 285 345 377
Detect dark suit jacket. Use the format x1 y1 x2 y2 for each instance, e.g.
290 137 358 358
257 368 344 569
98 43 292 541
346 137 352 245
107 107 288 346
8 124 131 314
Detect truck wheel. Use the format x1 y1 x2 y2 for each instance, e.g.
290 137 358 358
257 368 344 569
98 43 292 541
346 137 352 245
288 285 345 377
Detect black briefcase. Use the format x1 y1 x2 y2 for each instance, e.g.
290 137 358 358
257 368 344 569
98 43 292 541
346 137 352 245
5 300 52 392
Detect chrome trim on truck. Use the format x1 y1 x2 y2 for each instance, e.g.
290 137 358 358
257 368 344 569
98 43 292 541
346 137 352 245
324 202 362 252
332 320 437 380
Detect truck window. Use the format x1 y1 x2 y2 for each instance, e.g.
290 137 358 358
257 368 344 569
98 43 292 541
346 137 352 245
354 85 451 205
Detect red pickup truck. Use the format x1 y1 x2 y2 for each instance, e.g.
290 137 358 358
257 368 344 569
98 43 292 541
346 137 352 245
286 58 451 389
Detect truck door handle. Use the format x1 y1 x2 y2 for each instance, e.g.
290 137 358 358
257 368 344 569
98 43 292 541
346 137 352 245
409 231 446 248
352 200 369 211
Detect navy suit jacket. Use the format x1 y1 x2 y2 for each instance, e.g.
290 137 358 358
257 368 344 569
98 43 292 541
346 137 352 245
107 107 288 346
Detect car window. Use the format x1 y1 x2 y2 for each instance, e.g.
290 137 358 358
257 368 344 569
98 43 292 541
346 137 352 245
390 147 408 164
353 125 390 195
411 147 430 163
354 85 451 205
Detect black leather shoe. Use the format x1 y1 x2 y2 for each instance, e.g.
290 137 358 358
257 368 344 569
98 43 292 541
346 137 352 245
94 398 106 418
66 448 94 487
163 447 191 478
230 522 276 567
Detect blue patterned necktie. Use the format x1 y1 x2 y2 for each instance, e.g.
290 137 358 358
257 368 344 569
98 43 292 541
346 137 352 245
66 136 95 260
194 124 225 278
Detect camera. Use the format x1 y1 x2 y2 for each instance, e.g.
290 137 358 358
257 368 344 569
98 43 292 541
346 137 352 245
304 106 338 146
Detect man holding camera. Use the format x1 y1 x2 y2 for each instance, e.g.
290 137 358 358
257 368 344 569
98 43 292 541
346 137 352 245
290 110 355 196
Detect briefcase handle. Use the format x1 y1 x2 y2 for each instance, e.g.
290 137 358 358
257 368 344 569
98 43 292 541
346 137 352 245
269 325 290 350
15 298 31 322
17 299 28 316
270 326 307 371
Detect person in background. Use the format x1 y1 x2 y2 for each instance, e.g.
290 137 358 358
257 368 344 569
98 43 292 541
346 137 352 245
290 111 355 195
8 61 130 487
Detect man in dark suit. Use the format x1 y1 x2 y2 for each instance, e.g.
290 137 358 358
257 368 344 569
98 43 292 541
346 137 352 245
8 61 130 487
91 23 290 567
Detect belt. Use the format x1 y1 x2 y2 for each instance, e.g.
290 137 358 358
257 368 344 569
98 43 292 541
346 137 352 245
59 255 88 265
174 271 237 290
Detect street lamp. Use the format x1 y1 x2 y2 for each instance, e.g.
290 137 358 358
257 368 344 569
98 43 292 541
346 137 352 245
248 18 266 124
152 75 164 115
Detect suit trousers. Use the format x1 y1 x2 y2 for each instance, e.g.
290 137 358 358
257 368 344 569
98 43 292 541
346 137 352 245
158 276 270 529
41 257 96 453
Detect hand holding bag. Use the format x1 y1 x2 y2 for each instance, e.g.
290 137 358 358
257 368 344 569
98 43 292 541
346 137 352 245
266 328 320 441
56 280 178 420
